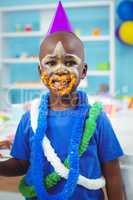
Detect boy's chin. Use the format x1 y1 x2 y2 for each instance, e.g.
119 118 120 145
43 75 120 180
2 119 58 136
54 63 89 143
50 90 71 97
49 87 77 97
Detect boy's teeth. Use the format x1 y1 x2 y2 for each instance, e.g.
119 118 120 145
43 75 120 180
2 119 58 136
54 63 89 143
50 74 72 89
54 82 60 88
54 80 69 89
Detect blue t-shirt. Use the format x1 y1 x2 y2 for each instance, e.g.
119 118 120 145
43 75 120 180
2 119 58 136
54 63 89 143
11 100 123 200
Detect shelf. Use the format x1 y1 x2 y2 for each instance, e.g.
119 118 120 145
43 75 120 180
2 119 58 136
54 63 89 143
3 82 45 90
1 32 110 41
0 1 112 12
10 83 87 90
2 58 39 64
87 70 110 76
2 31 43 37
81 35 110 41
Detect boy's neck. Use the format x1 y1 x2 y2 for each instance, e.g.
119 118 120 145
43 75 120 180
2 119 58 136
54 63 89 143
48 91 78 110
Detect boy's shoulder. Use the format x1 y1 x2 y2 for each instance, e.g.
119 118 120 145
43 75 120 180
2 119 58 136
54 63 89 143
87 101 113 137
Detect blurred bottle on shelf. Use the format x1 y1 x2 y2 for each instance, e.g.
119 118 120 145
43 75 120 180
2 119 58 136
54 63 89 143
15 24 23 32
92 28 101 36
24 24 32 32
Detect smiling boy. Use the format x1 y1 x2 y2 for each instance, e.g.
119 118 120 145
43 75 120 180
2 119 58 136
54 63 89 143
0 2 125 200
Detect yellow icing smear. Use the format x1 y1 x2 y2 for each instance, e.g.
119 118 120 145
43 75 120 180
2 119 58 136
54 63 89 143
41 71 77 95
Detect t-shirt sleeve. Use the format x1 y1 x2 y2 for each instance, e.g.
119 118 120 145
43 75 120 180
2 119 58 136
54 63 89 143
96 112 124 163
10 112 31 160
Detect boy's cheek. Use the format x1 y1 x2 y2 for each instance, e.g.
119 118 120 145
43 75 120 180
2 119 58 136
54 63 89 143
40 70 49 86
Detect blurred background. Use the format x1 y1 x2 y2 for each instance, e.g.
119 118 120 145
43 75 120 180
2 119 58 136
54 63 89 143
0 0 132 199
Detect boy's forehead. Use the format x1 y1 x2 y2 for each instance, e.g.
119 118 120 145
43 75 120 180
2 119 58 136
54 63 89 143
39 32 84 60
41 39 74 55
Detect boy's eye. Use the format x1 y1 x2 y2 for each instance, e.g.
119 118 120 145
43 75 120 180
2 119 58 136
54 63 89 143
45 61 57 67
64 61 77 67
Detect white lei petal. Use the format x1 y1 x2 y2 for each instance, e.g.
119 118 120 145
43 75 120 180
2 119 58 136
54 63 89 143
30 98 40 133
30 97 106 190
42 136 106 190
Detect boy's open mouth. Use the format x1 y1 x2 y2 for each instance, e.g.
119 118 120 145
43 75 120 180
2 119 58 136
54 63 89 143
48 72 76 95
49 74 71 90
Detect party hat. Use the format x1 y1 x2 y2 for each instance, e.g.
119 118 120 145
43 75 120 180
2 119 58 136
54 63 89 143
47 1 73 35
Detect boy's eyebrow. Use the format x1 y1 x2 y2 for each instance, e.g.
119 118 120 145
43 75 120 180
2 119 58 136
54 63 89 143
64 54 82 63
41 53 82 63
64 55 80 60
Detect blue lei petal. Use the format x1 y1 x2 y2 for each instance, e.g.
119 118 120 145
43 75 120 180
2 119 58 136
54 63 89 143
31 91 88 200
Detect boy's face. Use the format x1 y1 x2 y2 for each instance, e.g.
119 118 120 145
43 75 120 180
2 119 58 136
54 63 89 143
39 32 87 96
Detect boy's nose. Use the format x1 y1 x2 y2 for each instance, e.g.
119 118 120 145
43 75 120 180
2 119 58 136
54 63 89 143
55 68 69 76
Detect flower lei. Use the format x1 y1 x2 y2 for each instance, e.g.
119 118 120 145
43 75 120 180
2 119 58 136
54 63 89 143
29 91 88 200
19 93 103 198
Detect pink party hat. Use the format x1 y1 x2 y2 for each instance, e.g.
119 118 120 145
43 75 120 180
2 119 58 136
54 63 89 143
47 1 73 35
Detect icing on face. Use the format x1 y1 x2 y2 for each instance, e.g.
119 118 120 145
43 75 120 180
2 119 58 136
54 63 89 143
40 41 82 96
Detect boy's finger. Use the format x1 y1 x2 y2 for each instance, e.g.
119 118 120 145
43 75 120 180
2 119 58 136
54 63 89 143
0 153 3 158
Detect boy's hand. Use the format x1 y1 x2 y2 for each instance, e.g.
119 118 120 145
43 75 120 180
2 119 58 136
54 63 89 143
0 153 3 158
102 159 126 200
0 158 29 176
0 140 12 149
0 140 12 158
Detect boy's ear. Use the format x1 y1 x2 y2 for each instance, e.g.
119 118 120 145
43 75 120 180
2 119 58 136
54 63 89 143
81 63 88 79
38 64 42 76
